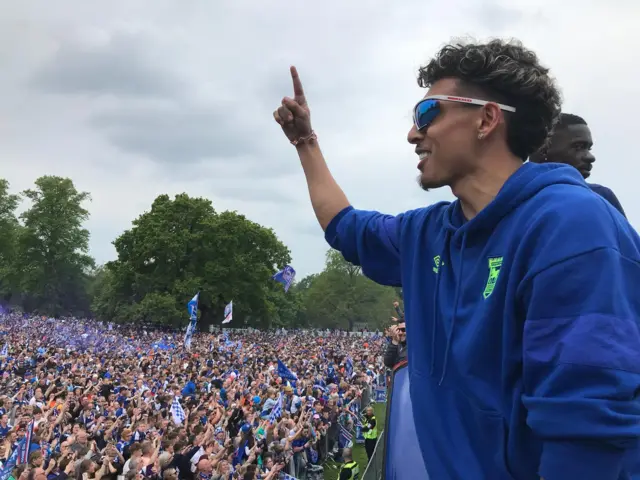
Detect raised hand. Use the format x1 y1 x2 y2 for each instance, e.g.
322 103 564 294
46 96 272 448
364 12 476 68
273 66 314 145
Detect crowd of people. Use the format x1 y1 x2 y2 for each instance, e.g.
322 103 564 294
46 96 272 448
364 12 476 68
0 314 389 480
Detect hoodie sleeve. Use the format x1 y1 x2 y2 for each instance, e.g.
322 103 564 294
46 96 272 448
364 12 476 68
324 206 403 286
521 245 640 480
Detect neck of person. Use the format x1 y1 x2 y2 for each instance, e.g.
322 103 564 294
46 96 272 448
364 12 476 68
452 150 523 220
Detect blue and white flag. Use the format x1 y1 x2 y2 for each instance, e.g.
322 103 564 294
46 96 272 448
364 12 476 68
277 359 297 383
184 323 194 350
268 393 283 425
222 301 233 324
0 344 7 357
187 292 199 320
280 473 300 480
171 397 186 425
345 357 354 378
0 438 21 480
17 420 34 465
350 401 364 442
339 424 353 448
272 265 296 293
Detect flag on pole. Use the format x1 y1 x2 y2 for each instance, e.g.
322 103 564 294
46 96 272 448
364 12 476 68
184 323 194 350
277 359 297 383
272 265 296 293
0 438 22 480
17 420 34 465
184 293 199 348
187 292 199 320
184 292 199 349
222 301 233 324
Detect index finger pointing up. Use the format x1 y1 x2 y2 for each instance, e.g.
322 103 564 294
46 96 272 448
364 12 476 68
290 66 305 99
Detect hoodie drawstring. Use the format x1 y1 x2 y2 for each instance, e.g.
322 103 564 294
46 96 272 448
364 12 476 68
429 233 447 378
430 233 467 385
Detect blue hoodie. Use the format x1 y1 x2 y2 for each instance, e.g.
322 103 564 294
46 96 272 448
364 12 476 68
325 162 640 480
589 183 626 217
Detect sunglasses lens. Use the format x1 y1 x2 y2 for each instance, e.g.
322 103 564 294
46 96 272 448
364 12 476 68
414 99 439 130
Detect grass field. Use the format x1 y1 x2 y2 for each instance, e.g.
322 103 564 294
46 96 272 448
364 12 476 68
322 402 387 480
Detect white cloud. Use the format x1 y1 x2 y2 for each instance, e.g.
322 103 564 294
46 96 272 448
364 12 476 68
0 0 638 277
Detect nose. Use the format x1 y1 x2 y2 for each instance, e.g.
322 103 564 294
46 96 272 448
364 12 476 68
584 151 596 164
407 124 422 145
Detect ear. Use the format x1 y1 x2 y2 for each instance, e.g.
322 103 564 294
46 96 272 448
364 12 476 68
476 102 505 139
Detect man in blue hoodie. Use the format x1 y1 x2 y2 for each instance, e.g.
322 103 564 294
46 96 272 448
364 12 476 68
529 113 626 216
273 39 640 480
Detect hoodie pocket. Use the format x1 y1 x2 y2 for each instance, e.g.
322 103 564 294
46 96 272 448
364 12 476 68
470 410 516 480
412 372 516 479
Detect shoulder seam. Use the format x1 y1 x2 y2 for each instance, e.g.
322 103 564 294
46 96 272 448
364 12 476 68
521 245 640 286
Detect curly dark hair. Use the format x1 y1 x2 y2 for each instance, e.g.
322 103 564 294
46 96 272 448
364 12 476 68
418 38 562 160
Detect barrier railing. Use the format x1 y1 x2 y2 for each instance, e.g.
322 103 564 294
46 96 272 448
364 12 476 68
361 431 385 480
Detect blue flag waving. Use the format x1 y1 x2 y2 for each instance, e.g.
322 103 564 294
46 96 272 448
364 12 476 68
277 359 298 383
0 440 21 480
187 292 199 320
272 265 296 293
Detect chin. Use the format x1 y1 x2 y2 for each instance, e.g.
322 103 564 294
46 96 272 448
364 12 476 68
417 173 445 192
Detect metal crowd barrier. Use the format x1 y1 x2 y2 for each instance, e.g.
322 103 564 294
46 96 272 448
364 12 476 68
361 430 385 480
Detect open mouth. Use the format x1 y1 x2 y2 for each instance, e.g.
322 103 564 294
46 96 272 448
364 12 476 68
417 151 431 170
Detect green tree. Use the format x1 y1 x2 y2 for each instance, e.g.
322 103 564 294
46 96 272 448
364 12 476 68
94 193 293 329
0 179 21 301
14 176 95 316
300 250 396 330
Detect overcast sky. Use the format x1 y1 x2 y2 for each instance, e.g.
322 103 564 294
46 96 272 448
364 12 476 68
0 1 637 278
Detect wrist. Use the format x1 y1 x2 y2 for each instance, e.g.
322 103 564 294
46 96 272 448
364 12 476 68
293 130 318 149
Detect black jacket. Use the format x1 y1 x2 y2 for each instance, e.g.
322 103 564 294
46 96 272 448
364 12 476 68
383 341 407 369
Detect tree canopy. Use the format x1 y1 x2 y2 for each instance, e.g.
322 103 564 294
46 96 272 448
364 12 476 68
2 176 94 315
294 250 398 331
0 176 399 330
92 193 292 329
